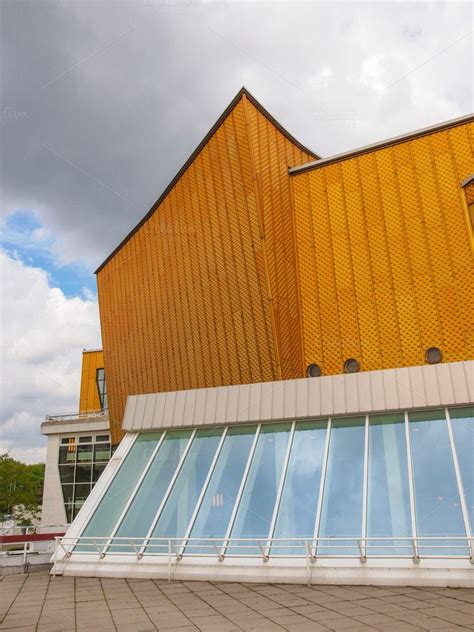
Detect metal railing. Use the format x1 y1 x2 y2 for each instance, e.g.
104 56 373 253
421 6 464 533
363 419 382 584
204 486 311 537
45 410 108 422
54 535 474 566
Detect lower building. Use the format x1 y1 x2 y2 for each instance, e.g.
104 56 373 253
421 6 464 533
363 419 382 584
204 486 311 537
52 361 473 586
41 350 111 528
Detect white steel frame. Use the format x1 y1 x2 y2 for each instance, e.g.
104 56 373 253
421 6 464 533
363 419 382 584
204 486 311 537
61 406 474 567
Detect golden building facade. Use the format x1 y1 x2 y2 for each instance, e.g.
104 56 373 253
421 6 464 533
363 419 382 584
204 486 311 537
291 118 474 377
79 349 105 413
96 89 473 442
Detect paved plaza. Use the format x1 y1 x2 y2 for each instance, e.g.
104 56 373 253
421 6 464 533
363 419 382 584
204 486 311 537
1 572 473 632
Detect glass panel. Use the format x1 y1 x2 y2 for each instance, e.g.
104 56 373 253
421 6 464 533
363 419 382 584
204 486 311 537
409 410 467 555
96 435 110 443
272 420 328 556
147 429 223 554
77 445 93 462
59 465 75 484
61 437 74 445
59 445 76 464
65 505 74 523
186 426 256 555
94 444 110 462
77 433 162 551
450 407 474 531
112 430 191 553
367 414 411 556
228 423 291 555
61 484 74 504
318 417 365 556
92 464 106 482
75 464 92 483
74 484 92 505
79 436 92 444
73 503 83 519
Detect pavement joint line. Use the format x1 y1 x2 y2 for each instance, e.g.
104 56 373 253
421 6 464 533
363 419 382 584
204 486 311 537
33 574 51 632
125 578 158 630
151 578 243 632
0 574 28 624
99 576 118 631
208 579 321 632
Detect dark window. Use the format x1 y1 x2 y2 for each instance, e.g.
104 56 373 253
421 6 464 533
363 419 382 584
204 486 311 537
94 443 110 462
75 464 92 483
59 465 75 484
77 444 93 462
96 368 107 410
65 505 74 523
92 464 106 482
59 445 76 464
74 484 92 503
61 484 74 504
58 431 111 522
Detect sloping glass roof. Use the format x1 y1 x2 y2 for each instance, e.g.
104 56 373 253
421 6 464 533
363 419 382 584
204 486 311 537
73 407 473 559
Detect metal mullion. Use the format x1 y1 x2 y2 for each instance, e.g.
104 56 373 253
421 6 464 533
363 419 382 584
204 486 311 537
178 427 228 557
220 423 261 558
404 411 419 561
139 428 197 556
312 418 332 557
445 407 473 559
361 414 369 560
265 421 296 558
102 431 167 556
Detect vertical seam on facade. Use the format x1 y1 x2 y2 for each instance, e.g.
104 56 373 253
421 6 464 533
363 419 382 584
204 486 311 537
371 153 404 368
242 95 282 381
339 163 364 366
407 140 446 352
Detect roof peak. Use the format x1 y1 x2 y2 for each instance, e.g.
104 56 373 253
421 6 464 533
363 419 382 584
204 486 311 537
95 88 317 274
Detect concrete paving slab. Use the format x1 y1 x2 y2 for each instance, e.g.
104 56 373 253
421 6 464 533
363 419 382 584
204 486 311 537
1 572 474 631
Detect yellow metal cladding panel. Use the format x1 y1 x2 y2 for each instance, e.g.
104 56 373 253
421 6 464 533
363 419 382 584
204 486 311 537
292 120 474 376
79 350 104 412
97 95 312 443
244 99 314 379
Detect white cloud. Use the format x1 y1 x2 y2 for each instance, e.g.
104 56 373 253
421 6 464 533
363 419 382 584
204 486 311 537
0 250 101 463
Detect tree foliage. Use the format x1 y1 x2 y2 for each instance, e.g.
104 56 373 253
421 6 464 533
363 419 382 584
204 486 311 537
0 453 45 524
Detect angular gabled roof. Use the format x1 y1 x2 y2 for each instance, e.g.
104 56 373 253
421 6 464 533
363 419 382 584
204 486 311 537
95 87 319 274
289 112 474 175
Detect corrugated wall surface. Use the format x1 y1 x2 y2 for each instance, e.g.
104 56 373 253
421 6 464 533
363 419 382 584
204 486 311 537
292 120 474 377
97 94 313 442
79 350 104 412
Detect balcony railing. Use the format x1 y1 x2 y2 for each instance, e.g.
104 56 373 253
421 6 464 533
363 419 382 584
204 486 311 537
45 409 108 422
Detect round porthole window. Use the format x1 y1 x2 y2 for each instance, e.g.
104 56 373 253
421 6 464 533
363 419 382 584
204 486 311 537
344 358 360 374
425 347 442 364
306 363 322 378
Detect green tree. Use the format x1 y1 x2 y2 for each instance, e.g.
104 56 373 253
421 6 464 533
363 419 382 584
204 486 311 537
0 453 45 524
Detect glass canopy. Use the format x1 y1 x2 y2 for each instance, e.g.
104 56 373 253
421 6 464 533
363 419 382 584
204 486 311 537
74 406 473 559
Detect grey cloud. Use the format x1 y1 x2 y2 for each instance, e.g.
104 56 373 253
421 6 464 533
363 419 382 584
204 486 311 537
1 1 472 269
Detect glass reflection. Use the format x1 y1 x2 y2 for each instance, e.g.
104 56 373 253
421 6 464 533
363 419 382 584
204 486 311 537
228 423 291 555
318 418 365 555
112 430 191 553
148 429 223 553
367 414 411 555
449 407 474 533
185 426 256 554
409 410 467 555
76 433 162 551
272 420 328 555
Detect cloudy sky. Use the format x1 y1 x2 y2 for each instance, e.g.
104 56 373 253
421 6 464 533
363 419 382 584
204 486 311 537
1 0 472 463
